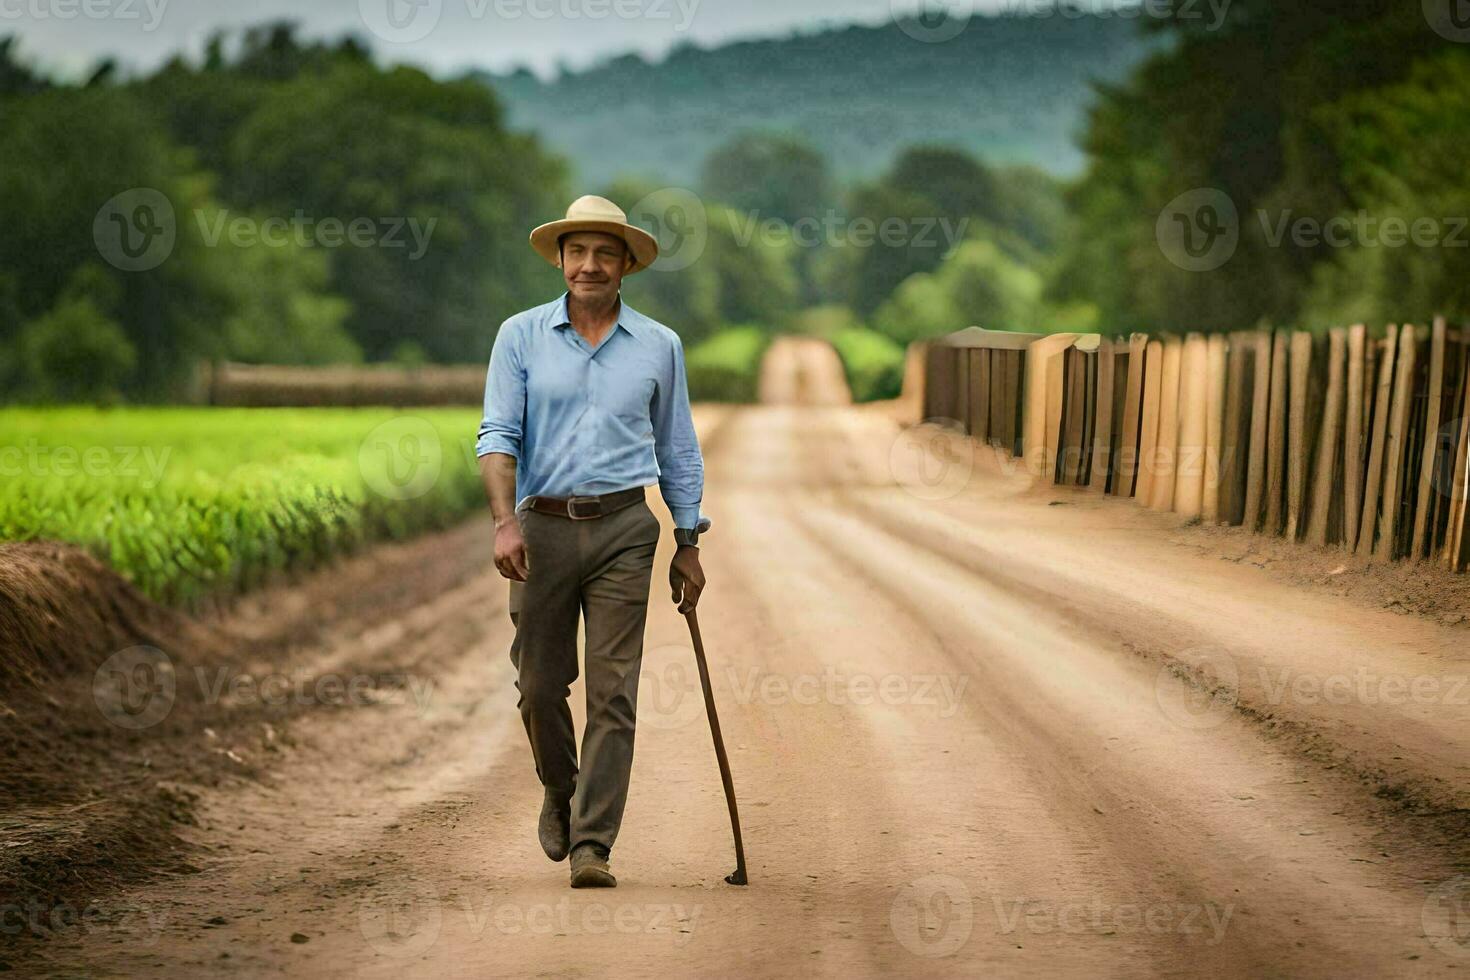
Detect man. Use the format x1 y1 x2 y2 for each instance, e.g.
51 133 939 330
475 195 710 889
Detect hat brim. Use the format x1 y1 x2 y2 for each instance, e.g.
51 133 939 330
529 219 660 275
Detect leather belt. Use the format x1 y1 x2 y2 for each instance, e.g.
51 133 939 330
521 486 646 521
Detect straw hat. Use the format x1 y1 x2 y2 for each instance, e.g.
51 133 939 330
529 195 659 275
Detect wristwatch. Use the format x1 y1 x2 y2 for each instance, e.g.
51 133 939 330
673 527 700 549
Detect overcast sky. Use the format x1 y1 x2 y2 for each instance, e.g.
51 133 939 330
6 0 1074 79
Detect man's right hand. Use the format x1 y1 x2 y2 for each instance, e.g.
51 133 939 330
494 517 530 581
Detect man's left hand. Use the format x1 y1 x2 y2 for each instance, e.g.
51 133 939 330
669 546 705 614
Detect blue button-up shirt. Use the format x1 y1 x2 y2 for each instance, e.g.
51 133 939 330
475 292 711 534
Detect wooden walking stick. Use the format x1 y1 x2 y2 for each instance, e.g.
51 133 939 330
684 607 748 885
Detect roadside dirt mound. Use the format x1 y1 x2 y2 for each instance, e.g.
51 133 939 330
0 542 271 943
0 540 219 699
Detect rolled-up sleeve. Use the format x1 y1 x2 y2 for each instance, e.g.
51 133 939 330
652 333 711 534
475 320 525 459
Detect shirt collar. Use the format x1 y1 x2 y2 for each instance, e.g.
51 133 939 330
552 291 644 344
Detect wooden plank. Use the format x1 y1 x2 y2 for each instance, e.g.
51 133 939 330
970 350 991 442
988 350 1006 448
1135 339 1164 505
1021 334 1079 477
1204 334 1227 523
1080 345 1098 483
1284 331 1313 540
1444 348 1470 566
1375 324 1419 560
1002 350 1022 455
1432 340 1467 559
1307 328 1346 547
1090 336 1116 491
1358 334 1398 556
1411 316 1448 558
954 346 971 434
1220 332 1249 524
1115 334 1148 497
1243 331 1272 531
943 326 1043 350
1264 331 1290 535
1174 333 1209 520
1151 336 1184 512
1059 348 1086 483
1344 325 1367 551
1046 344 1070 482
1109 342 1131 494
1447 348 1470 571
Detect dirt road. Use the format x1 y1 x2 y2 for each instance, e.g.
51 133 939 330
32 338 1470 978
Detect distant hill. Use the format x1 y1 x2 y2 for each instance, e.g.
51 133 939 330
478 14 1158 187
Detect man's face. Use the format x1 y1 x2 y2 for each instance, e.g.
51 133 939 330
561 231 631 305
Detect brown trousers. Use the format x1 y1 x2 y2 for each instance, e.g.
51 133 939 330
507 493 660 854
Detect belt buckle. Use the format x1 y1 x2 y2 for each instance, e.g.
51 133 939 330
566 495 602 520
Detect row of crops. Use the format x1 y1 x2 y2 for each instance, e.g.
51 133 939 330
0 408 484 606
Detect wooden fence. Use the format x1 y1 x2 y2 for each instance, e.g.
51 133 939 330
914 321 1470 573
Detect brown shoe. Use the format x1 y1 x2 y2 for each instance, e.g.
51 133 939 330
569 843 616 888
538 787 573 862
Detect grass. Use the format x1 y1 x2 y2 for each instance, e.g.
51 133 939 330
685 325 771 402
0 407 483 606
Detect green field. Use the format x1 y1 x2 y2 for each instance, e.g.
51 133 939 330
0 408 483 606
